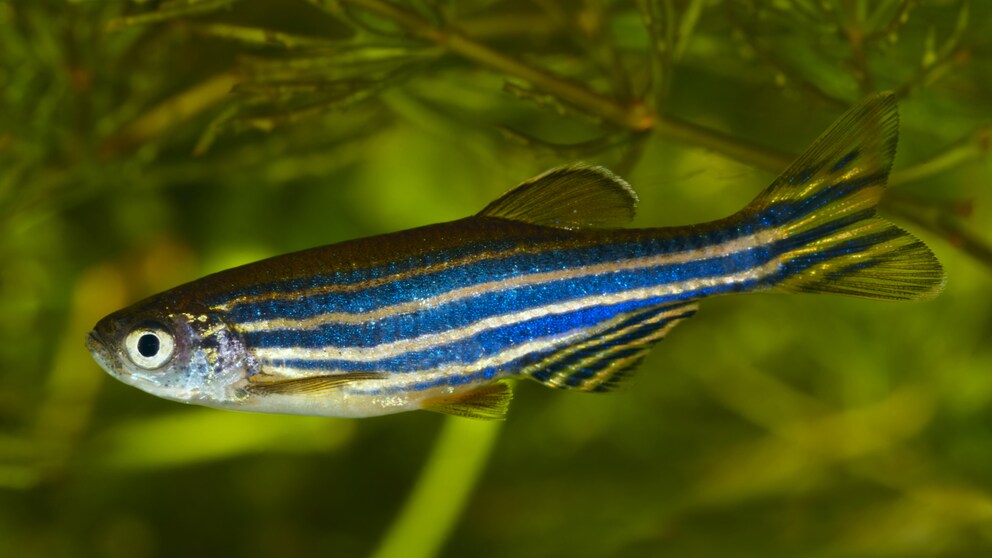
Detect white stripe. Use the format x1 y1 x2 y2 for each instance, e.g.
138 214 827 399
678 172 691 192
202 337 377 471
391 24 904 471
253 260 776 363
545 311 690 389
258 304 697 380
236 228 777 333
263 308 697 391
260 327 590 380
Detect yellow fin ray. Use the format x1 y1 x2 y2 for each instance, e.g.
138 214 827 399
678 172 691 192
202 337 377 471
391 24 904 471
420 381 513 420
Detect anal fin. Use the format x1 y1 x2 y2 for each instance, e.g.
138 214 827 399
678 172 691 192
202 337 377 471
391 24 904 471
526 301 698 392
421 381 513 420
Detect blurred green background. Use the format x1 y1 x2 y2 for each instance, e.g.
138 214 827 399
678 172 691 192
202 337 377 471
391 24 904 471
1 1 990 557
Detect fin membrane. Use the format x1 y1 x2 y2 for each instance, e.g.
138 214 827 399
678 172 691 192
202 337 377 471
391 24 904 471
246 372 386 396
478 163 638 229
525 301 698 392
421 381 513 420
750 91 899 212
743 92 945 301
774 219 945 300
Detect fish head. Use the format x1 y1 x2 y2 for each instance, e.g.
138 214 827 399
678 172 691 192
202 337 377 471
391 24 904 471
87 293 256 406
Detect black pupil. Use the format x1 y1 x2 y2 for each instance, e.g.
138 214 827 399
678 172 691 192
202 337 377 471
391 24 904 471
137 333 160 358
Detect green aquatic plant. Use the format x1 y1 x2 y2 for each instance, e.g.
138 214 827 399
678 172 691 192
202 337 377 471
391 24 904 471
1 1 990 557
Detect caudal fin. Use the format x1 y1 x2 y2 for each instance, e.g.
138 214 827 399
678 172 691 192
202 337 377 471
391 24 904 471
743 92 945 301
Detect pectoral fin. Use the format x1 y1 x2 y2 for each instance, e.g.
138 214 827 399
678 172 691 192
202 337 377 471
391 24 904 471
246 372 387 396
420 381 513 420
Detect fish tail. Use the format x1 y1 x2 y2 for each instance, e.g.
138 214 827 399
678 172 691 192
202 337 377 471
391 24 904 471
742 92 945 301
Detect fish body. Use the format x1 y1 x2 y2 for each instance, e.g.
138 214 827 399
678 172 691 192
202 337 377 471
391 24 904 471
87 93 945 419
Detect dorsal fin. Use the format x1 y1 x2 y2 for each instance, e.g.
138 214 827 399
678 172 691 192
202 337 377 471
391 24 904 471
477 164 638 229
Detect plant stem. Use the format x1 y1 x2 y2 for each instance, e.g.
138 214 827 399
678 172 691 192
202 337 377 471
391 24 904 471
369 416 503 558
336 0 991 271
101 72 240 155
336 0 797 172
889 125 990 186
884 200 992 273
338 0 652 130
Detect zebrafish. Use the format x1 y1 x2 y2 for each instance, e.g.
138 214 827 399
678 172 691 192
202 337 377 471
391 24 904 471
86 93 944 419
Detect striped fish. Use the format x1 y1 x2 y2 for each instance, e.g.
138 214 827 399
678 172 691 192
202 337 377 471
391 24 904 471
86 93 944 419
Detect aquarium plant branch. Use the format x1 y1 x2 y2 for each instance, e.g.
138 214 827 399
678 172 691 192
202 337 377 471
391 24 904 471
884 199 992 273
333 0 992 273
724 4 849 110
889 124 990 186
102 72 240 155
370 417 503 558
106 0 243 30
336 0 653 131
336 0 792 171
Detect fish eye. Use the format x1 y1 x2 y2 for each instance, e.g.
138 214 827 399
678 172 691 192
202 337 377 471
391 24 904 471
124 324 176 370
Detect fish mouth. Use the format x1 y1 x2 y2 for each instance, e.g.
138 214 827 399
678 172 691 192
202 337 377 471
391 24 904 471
85 329 106 355
85 329 117 375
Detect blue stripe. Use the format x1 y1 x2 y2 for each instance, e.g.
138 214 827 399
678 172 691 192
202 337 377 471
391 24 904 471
223 231 748 322
832 149 859 172
262 298 704 373
517 303 691 385
237 171 887 383
369 365 509 395
242 249 762 350
755 172 884 229
526 304 684 381
220 173 880 321
778 228 906 279
343 362 516 396
531 304 695 385
777 208 875 253
787 147 864 184
563 346 644 388
205 237 524 312
243 178 888 355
